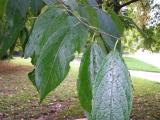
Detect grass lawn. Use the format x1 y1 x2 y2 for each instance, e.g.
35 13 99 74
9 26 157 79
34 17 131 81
124 57 160 72
0 60 160 120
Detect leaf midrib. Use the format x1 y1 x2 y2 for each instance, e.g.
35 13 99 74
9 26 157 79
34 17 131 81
39 25 77 95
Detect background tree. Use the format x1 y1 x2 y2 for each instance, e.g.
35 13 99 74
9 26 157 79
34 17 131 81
120 0 160 52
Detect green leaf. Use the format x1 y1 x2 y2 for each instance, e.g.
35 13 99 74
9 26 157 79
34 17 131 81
30 0 44 15
43 0 56 4
64 0 78 10
28 69 39 92
107 8 124 35
0 0 8 19
89 43 107 85
76 1 123 50
38 18 88 101
25 6 88 101
92 50 132 120
78 42 106 113
0 0 30 58
78 5 98 27
25 6 66 58
6 0 31 18
43 0 78 10
19 27 29 52
78 47 92 113
97 9 123 50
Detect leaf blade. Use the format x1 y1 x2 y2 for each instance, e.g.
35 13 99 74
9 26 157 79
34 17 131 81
92 51 132 120
0 0 8 19
25 6 88 101
37 19 88 101
78 42 106 113
78 5 98 28
97 9 123 50
25 6 66 58
30 0 44 15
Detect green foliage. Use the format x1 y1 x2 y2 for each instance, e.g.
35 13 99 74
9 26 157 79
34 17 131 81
78 42 106 113
92 51 132 120
98 9 123 50
0 0 7 19
143 24 160 52
78 46 92 113
78 5 98 27
25 6 89 101
30 0 44 15
43 0 56 4
122 29 143 53
0 0 30 57
0 0 135 120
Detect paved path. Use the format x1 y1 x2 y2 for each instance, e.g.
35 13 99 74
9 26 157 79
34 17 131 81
124 50 160 82
12 57 160 83
72 59 160 83
130 70 160 83
127 50 160 68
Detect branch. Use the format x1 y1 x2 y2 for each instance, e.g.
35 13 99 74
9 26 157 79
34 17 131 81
58 0 119 39
112 0 120 13
119 0 139 8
